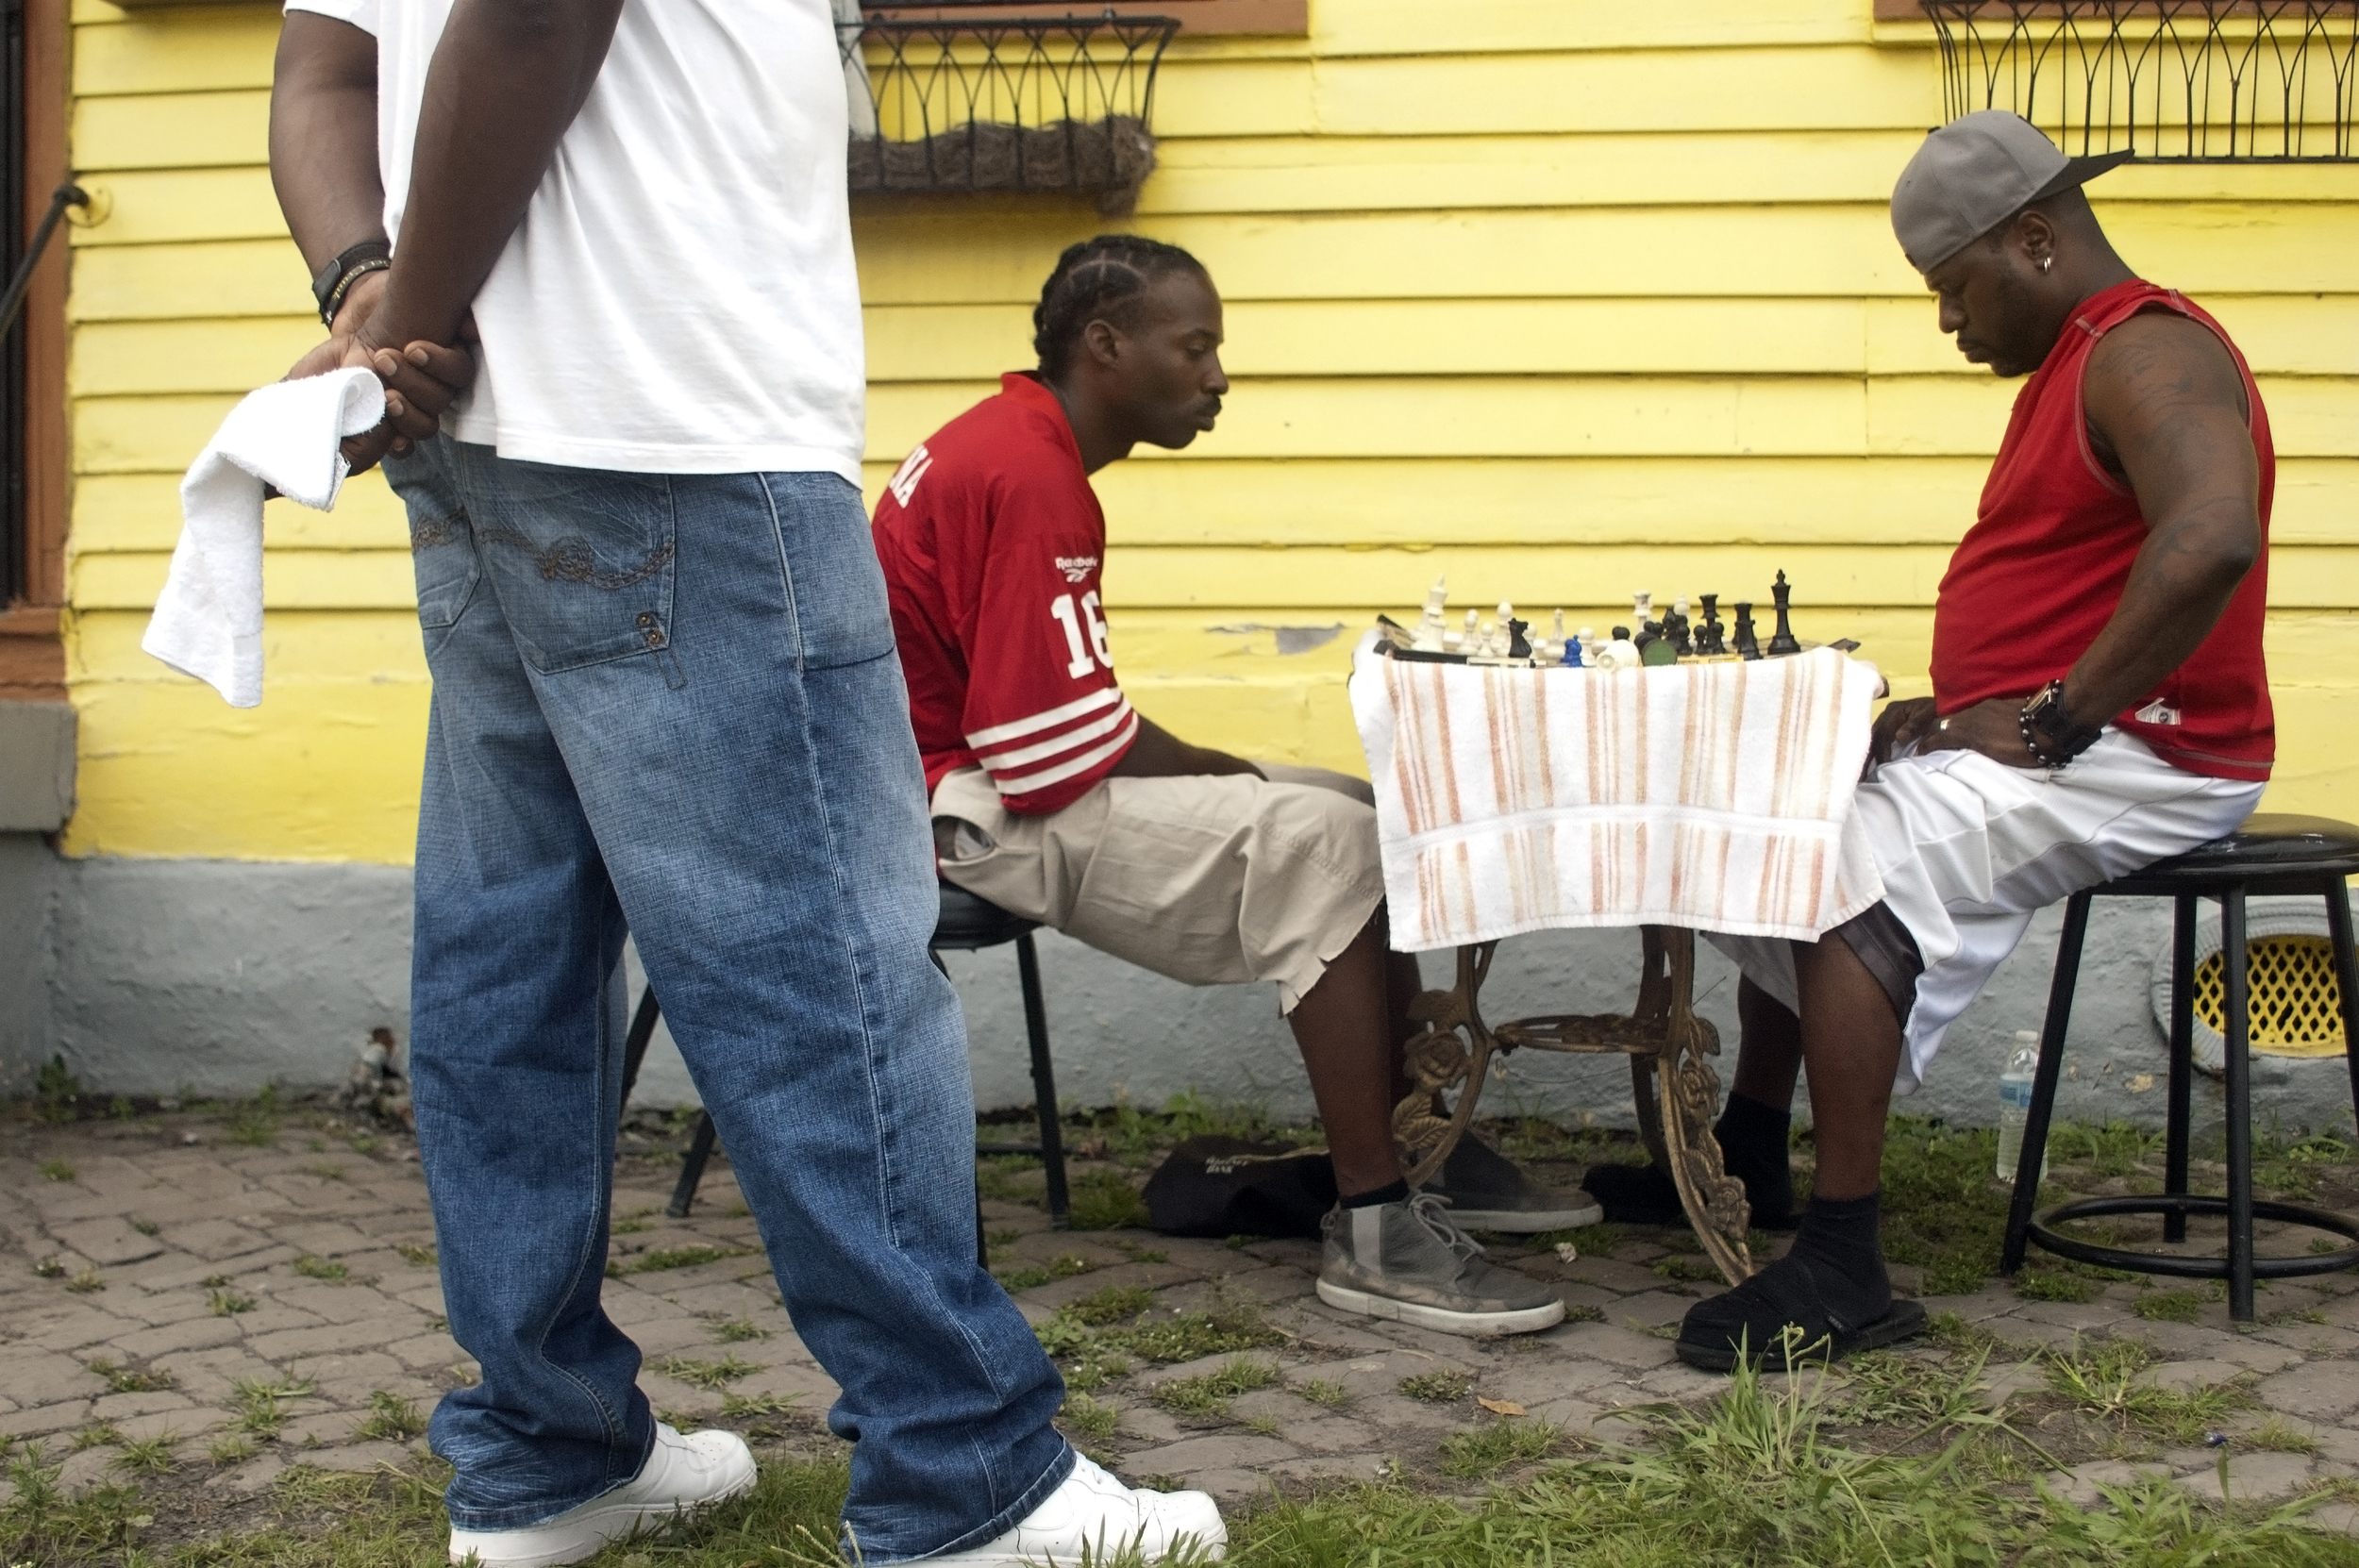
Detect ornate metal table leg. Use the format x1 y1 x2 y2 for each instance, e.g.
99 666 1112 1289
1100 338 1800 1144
1647 927 1753 1285
1394 942 1498 1189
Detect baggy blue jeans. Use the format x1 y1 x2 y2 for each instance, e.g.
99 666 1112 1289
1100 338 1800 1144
387 439 1070 1560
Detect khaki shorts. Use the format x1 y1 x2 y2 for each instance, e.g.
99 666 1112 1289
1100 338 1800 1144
930 763 1385 1014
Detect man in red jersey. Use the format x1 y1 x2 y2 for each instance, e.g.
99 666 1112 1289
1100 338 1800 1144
873 236 1581 1338
1670 113 2270 1371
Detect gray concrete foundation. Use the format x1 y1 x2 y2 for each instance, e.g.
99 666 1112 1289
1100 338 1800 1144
5 841 2353 1140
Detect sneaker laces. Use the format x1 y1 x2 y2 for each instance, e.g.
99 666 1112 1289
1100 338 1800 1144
1404 1191 1487 1263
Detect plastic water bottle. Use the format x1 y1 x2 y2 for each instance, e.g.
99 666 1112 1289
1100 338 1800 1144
1996 1031 2040 1183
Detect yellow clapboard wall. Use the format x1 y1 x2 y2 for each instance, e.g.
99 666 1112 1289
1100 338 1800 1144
58 0 2359 862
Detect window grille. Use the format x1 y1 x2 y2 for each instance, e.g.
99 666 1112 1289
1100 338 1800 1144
841 6 1180 212
1922 2 2359 161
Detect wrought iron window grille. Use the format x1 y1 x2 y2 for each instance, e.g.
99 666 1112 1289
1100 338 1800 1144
840 6 1180 213
1922 2 2359 161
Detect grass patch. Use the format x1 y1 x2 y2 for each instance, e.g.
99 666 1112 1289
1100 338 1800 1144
39 1159 75 1181
1439 1418 1559 1477
225 1086 283 1146
1063 1283 1155 1326
656 1355 763 1391
1539 1221 1625 1259
355 1391 426 1443
975 1153 1044 1203
293 1254 347 1282
86 1359 173 1394
2133 1289 2207 1323
209 1287 258 1316
208 1433 256 1466
610 1243 758 1276
72 1423 122 1452
32 1257 65 1278
1058 1392 1121 1442
127 1217 159 1236
1149 1356 1280 1417
712 1317 773 1343
1654 1256 1721 1283
994 1253 1097 1292
63 1269 103 1294
1877 1116 2010 1296
1033 1285 1281 1393
1066 1170 1150 1231
230 1376 311 1441
2014 1267 2100 1303
1295 1378 1351 1409
2254 1129 2356 1201
111 1434 176 1475
1399 1369 1474 1403
2047 1339 2255 1446
1564 1302 1606 1323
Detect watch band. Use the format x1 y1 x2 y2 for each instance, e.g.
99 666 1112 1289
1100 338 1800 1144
311 240 393 329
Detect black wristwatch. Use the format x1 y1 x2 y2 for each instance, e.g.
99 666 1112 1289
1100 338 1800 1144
2018 679 2104 769
311 240 393 329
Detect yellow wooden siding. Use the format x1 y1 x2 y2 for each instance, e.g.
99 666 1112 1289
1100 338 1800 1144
56 0 2359 863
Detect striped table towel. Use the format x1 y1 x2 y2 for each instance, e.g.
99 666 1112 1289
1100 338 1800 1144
1350 631 1883 951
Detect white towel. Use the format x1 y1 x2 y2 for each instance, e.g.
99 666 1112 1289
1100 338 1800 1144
142 368 386 708
1351 631 1883 951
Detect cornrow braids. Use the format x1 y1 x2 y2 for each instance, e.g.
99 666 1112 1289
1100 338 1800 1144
1031 234 1208 380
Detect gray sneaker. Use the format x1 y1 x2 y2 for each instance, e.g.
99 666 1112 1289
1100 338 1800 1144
1316 1193 1567 1337
1424 1136 1603 1233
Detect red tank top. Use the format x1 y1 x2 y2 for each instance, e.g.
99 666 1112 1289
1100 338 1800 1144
1930 279 2273 782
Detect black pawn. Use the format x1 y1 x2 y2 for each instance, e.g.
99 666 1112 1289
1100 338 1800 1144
1766 571 1800 656
1698 593 1724 656
1732 602 1760 660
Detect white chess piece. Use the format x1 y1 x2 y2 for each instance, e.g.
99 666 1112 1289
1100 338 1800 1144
1576 626 1597 667
1413 575 1449 652
1632 592 1653 627
1551 609 1566 643
1476 618 1497 658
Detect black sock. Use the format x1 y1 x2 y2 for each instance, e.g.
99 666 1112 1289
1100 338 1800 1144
1713 1092 1793 1223
1790 1189 1891 1325
1343 1178 1409 1209
1581 1092 1794 1226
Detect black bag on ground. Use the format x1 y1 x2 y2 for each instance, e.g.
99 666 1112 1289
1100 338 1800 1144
1142 1136 1336 1239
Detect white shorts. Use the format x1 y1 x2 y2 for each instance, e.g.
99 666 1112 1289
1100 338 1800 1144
1708 729 2262 1095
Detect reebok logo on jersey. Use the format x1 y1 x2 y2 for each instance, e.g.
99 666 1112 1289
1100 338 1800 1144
1056 556 1097 583
886 444 933 507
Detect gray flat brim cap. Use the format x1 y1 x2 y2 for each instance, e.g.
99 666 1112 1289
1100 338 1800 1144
1891 110 2133 272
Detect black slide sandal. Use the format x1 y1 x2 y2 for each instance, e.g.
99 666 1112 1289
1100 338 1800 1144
1675 1256 1928 1372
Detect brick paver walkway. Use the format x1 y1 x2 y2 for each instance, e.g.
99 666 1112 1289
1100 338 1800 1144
8 1101 2359 1540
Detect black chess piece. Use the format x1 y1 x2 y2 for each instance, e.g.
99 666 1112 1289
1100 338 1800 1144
1732 602 1760 660
1698 594 1724 656
1506 616 1531 659
1612 626 1631 642
1662 603 1691 659
1766 570 1800 656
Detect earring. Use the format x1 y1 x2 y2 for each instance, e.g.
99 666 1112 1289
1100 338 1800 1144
2038 256 2052 274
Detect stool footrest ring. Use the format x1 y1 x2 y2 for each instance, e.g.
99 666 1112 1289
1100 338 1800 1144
2026 1193 2359 1281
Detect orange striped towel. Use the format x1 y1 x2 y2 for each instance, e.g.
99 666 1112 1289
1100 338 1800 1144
1350 632 1882 950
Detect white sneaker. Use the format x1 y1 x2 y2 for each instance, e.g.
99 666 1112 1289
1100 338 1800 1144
447 1424 757 1567
927 1453 1227 1564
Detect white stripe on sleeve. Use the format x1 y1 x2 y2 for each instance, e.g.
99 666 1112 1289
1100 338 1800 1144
964 685 1123 749
975 698 1136 773
993 712 1141 796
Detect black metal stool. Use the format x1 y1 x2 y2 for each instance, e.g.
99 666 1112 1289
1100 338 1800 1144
2001 813 2359 1320
617 883 1073 1248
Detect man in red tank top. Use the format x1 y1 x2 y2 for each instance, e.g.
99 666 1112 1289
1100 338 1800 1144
1673 113 2269 1372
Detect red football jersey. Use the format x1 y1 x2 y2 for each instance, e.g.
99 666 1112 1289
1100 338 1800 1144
872 373 1138 815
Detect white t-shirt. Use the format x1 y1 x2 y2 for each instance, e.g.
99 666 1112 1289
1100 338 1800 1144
283 0 865 478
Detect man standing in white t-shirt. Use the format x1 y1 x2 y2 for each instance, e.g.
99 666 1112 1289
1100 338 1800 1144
268 4 1223 1563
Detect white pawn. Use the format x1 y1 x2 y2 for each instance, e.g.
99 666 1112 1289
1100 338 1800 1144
1577 626 1597 667
1476 618 1497 658
1447 608 1474 652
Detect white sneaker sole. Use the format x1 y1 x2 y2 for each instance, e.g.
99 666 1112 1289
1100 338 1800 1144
448 1470 757 1568
929 1526 1227 1565
1440 1200 1603 1233
1315 1278 1565 1338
